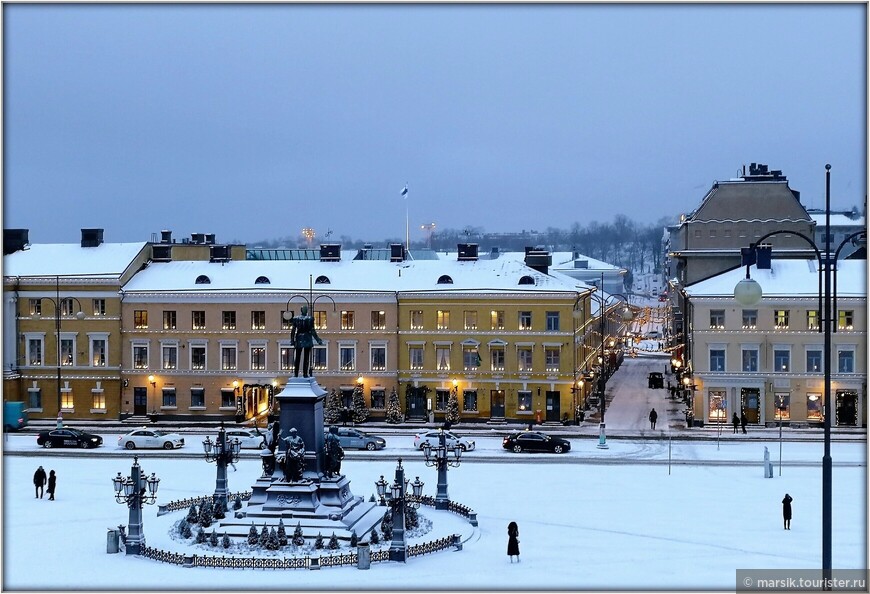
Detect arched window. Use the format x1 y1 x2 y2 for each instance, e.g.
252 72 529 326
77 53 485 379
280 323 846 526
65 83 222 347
518 275 535 285
437 275 454 284
254 276 271 284
195 275 211 285
315 275 331 284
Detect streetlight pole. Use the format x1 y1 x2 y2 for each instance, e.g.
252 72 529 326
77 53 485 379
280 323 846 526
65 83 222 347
375 458 424 563
203 422 241 510
421 427 463 509
733 164 865 585
112 456 160 555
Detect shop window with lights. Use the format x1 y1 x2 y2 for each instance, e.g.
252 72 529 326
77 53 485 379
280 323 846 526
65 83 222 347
435 389 449 411
774 310 789 329
806 394 822 421
370 389 386 410
774 393 790 421
61 391 74 410
517 391 532 412
708 389 727 423
838 310 854 330
92 390 106 411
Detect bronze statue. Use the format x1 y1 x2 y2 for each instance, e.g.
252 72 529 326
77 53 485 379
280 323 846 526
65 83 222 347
323 425 344 479
280 427 306 482
289 305 324 378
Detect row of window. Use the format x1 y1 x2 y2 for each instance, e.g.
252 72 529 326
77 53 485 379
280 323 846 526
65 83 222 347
28 298 107 317
25 335 108 367
130 309 563 332
706 392 823 422
26 388 106 411
707 345 857 374
708 309 854 331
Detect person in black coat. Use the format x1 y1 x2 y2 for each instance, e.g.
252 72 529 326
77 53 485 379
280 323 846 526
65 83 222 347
47 470 57 501
33 466 47 498
740 412 748 434
507 521 520 562
782 493 793 529
732 413 740 434
649 408 658 430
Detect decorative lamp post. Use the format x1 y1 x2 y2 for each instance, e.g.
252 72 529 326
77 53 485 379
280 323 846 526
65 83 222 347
733 164 865 584
421 427 463 509
202 422 241 509
39 286 85 414
112 456 159 555
375 474 389 506
376 458 423 562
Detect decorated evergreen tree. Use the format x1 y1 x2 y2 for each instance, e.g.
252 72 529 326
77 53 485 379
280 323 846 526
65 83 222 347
195 527 206 544
233 495 243 511
267 527 280 551
404 502 419 530
209 529 219 547
327 532 340 550
292 522 305 546
181 521 193 539
277 519 288 546
186 504 198 524
381 510 393 541
213 498 226 520
314 532 324 549
446 387 460 425
221 532 231 549
258 524 270 548
349 530 359 547
386 387 402 424
369 529 380 545
247 523 259 545
198 499 213 528
324 388 342 425
351 385 369 423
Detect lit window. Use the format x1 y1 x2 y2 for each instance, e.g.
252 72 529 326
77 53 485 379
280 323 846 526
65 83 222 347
371 311 386 330
774 310 789 329
341 311 355 330
437 310 450 330
191 345 206 370
807 310 819 331
133 344 149 369
221 346 237 371
838 310 854 331
27 338 43 366
222 311 236 330
134 310 148 329
163 310 177 330
518 311 532 331
410 310 424 330
162 345 178 370
464 311 478 330
92 391 106 410
192 311 206 330
491 310 505 330
314 311 327 330
93 299 106 316
91 339 107 367
774 394 790 421
250 346 266 370
29 299 42 316
61 391 74 409
742 310 757 329
251 311 266 330
807 393 822 420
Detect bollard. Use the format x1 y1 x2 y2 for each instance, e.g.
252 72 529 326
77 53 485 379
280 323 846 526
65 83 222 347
309 557 321 570
763 446 774 478
468 511 478 527
356 543 371 570
106 528 120 554
183 554 195 568
452 534 463 551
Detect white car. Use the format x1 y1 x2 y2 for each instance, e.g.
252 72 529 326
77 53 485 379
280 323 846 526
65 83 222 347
224 428 266 449
118 429 185 450
413 430 475 452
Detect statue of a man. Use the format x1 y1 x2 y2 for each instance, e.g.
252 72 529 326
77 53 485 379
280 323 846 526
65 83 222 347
323 425 344 479
281 427 306 482
289 305 324 378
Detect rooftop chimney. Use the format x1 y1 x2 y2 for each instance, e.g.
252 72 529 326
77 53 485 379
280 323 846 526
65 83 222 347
390 243 404 262
160 230 173 243
80 228 104 248
320 244 341 262
524 246 551 275
3 229 29 255
457 243 479 261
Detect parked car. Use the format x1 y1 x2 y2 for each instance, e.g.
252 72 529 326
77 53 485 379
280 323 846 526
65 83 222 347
37 428 103 449
413 430 476 452
327 427 386 451
224 428 266 449
648 372 664 389
118 428 185 450
502 431 570 454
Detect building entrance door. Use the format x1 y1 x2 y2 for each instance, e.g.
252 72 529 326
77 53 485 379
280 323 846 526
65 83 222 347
741 388 760 424
545 391 560 422
133 387 148 416
490 390 505 418
406 387 426 421
836 391 858 426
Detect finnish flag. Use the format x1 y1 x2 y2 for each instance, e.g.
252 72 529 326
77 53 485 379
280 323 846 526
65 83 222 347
401 185 408 198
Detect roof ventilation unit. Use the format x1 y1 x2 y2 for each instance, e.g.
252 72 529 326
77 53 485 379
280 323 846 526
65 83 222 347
81 228 104 248
320 244 341 262
457 243 479 261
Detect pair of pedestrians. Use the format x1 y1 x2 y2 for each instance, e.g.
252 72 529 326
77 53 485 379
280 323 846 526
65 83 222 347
33 466 57 500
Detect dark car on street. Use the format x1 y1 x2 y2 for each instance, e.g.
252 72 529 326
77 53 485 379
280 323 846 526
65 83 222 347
327 427 387 450
648 372 664 389
37 428 103 449
502 431 571 454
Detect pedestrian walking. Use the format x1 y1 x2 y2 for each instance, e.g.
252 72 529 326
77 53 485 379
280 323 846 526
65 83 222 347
47 470 57 501
732 413 740 434
507 521 520 563
782 493 793 529
741 412 748 434
649 408 658 430
33 466 47 498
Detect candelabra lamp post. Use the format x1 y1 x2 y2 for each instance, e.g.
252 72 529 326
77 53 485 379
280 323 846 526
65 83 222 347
202 422 241 510
421 427 463 510
733 164 865 585
375 458 424 562
111 456 160 555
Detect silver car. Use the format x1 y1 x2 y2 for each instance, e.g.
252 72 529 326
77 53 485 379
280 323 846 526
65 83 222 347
326 427 387 451
224 428 266 449
413 430 475 452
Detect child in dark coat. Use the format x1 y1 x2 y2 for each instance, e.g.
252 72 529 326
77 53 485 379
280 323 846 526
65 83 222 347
782 493 793 529
47 470 57 501
507 521 520 563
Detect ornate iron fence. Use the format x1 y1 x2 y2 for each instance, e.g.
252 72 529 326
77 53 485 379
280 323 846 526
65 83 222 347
160 490 252 514
408 534 456 557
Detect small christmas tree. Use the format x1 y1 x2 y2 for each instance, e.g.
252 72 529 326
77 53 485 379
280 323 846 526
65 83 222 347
209 529 219 547
186 504 198 524
222 532 231 549
351 385 369 423
292 522 305 546
405 502 419 529
446 387 460 425
277 519 288 546
314 532 324 549
327 532 340 550
267 527 280 551
386 388 402 424
349 530 359 547
233 495 242 511
195 527 206 544
324 388 342 425
181 521 193 539
258 524 270 548
369 529 380 545
381 510 393 541
247 522 259 545
213 499 226 520
198 499 213 528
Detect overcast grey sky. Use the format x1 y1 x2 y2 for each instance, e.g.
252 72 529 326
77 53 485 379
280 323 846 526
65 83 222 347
3 3 866 246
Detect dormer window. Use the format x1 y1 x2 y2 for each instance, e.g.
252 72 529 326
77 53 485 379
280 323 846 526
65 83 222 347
315 275 331 284
518 275 535 285
195 275 211 285
255 276 271 285
437 275 454 284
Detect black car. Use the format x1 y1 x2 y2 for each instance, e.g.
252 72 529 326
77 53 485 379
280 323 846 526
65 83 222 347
502 431 571 454
37 428 103 449
648 372 664 389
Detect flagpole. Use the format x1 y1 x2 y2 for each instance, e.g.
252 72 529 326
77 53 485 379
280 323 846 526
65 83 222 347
403 183 409 251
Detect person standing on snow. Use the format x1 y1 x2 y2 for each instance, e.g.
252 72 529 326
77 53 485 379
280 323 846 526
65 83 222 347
47 470 57 501
507 521 520 563
649 408 658 430
782 493 793 530
33 466 47 498
732 413 740 434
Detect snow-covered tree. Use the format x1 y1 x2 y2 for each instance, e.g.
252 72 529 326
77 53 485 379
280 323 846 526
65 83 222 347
405 502 419 529
195 527 206 544
277 519 288 546
351 385 369 423
324 388 342 425
247 523 259 545
258 524 270 548
198 499 213 528
181 521 193 539
327 532 340 550
445 387 460 424
369 529 380 545
292 522 305 547
233 495 242 511
186 504 198 524
314 532 324 549
221 532 231 549
349 530 359 547
267 527 280 551
209 529 219 547
381 510 393 541
386 388 402 424
213 498 226 520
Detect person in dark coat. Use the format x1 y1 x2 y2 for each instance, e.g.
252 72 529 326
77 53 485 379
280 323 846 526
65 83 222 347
33 466 47 498
47 470 57 501
649 408 658 430
507 521 520 563
740 412 748 434
782 493 793 529
732 413 740 434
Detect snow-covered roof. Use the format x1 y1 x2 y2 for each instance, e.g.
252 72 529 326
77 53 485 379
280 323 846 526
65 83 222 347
3 242 147 278
685 259 867 298
121 257 589 295
809 213 866 228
